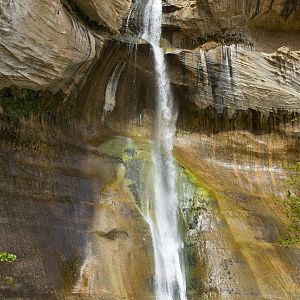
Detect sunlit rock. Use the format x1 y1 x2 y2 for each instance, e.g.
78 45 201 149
0 0 96 95
72 0 132 33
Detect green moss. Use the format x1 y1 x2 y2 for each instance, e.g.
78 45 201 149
177 162 215 233
0 87 39 119
277 237 299 247
100 138 152 165
276 161 300 246
177 161 218 203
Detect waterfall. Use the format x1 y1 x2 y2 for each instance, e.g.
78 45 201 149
141 0 187 299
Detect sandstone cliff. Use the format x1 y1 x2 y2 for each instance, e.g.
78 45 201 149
71 0 132 33
0 0 97 95
0 0 300 299
162 0 300 48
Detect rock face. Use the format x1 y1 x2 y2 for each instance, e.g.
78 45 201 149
74 165 154 300
80 39 300 136
72 0 132 33
0 125 154 299
175 131 300 299
168 45 300 120
162 0 300 49
0 124 97 298
0 0 300 299
0 0 96 95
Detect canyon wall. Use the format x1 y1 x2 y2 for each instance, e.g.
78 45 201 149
0 0 299 299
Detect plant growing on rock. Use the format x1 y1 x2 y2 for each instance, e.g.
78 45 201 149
0 252 17 262
277 162 300 247
0 87 39 119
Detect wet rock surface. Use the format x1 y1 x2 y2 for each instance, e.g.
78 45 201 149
0 124 155 299
0 123 95 298
175 131 300 299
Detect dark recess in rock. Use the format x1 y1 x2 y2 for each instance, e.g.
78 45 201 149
61 0 112 34
163 5 181 14
177 104 300 135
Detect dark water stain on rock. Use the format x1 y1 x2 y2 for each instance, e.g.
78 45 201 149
251 0 262 18
281 0 298 19
0 116 103 298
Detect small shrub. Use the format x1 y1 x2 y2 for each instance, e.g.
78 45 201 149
277 237 299 248
0 252 17 262
0 87 39 119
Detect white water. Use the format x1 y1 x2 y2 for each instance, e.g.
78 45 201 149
142 0 187 299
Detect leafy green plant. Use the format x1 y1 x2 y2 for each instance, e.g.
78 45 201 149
0 252 17 262
277 236 299 247
277 162 300 247
0 87 39 119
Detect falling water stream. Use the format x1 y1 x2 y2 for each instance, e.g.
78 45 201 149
75 1 187 298
141 0 187 299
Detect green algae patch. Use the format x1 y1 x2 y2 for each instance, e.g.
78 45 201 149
276 161 300 246
277 236 299 247
96 137 153 211
177 159 218 206
97 137 152 163
177 163 213 220
97 137 133 159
